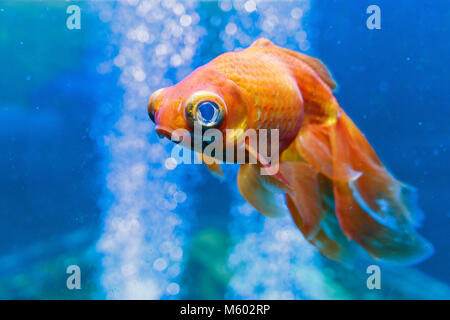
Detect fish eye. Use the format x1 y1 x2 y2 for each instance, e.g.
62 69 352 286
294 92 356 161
196 101 222 127
184 91 226 128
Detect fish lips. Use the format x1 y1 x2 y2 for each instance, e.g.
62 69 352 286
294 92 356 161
155 125 181 144
154 125 220 154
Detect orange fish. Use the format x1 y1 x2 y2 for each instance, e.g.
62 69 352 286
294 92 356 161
147 38 432 264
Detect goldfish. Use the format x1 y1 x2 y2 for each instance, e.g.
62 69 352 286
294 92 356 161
147 38 433 264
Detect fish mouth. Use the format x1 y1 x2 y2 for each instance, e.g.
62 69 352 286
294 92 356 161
154 125 221 154
155 125 181 144
154 125 216 152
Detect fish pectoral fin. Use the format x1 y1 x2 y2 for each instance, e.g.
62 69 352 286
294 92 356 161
237 164 289 218
199 153 224 179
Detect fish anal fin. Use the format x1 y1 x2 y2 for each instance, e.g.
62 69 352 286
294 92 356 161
285 194 343 261
280 162 325 239
237 164 289 218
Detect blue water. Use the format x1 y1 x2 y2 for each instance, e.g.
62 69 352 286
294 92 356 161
0 0 449 299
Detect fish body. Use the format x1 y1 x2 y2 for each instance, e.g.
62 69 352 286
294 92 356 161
148 38 433 264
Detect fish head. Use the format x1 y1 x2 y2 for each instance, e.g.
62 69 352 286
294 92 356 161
147 65 249 153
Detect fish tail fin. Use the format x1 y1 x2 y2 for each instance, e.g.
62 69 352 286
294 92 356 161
288 109 433 264
331 111 433 264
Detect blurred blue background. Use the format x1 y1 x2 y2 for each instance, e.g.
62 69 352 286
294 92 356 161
0 0 449 299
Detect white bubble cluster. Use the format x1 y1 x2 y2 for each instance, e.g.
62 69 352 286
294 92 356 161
92 0 203 299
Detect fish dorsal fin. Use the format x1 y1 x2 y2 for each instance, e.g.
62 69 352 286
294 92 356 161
250 38 276 48
292 52 337 90
250 38 337 90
